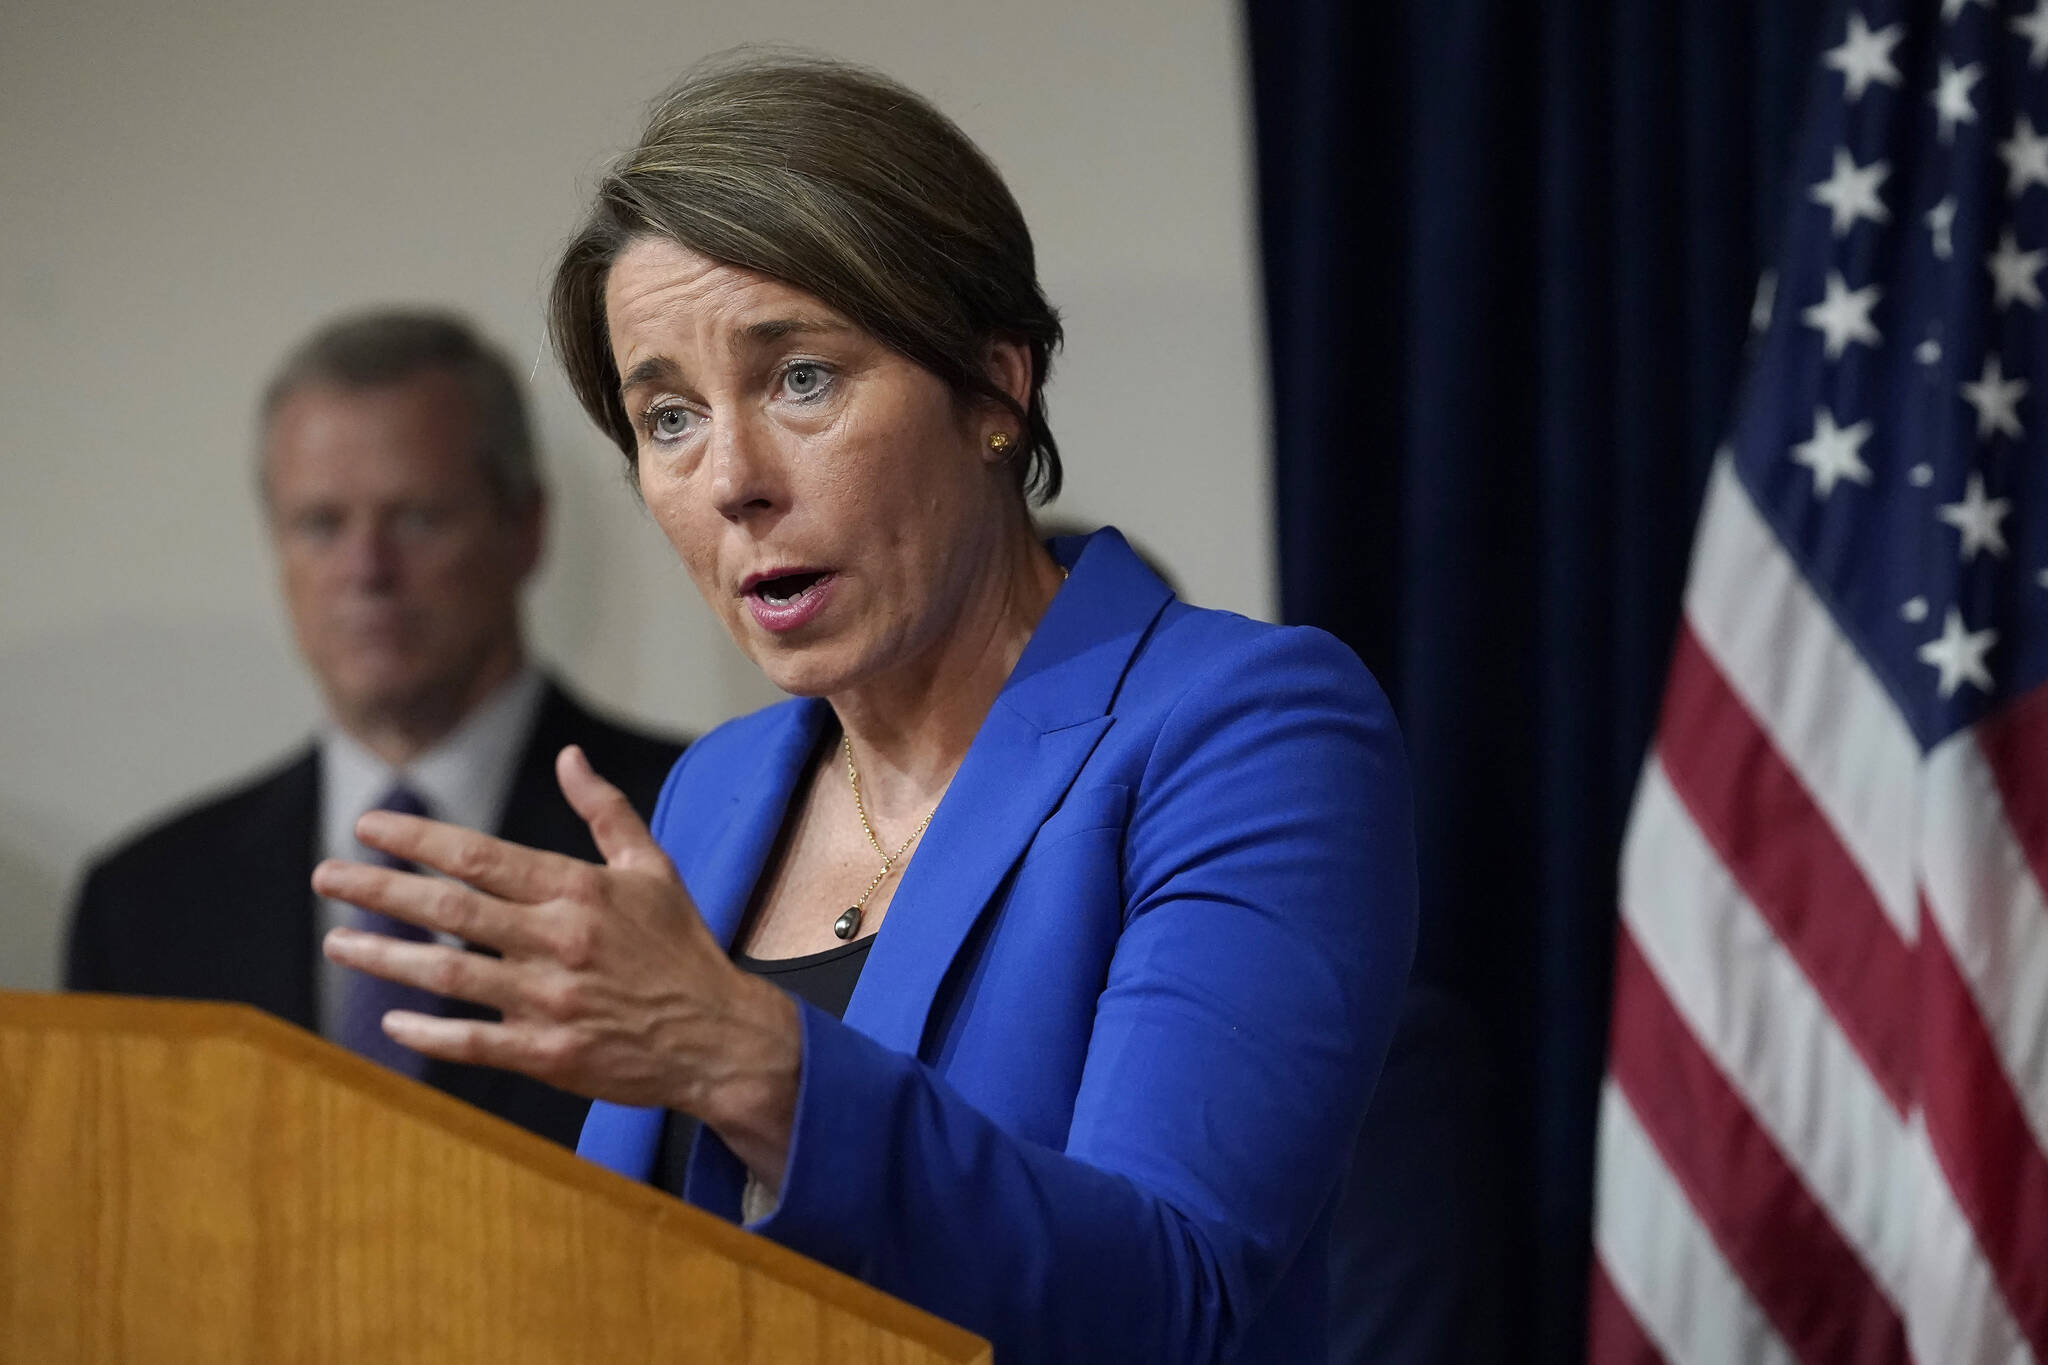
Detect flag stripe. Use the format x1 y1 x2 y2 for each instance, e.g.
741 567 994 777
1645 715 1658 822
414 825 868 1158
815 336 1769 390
1589 1256 1671 1365
1894 1107 2036 1365
1659 620 1917 1112
1621 758 1920 1304
1976 681 2048 929
1619 745 2032 1363
1922 732 2048 1158
1683 457 1920 939
1609 928 1910 1365
1917 908 2048 1360
1623 757 2032 1364
1594 1080 1799 1365
1598 5 2048 1355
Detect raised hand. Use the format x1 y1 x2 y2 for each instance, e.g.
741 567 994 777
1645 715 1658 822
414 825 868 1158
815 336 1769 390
315 744 800 1184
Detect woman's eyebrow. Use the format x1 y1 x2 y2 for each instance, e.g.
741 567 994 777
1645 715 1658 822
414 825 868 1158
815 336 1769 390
732 316 850 350
618 355 682 394
619 318 851 395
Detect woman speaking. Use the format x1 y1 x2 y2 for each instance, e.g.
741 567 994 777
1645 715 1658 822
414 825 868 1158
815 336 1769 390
317 54 1417 1363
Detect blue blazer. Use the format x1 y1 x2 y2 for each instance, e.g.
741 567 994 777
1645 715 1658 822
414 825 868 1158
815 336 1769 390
580 529 1417 1363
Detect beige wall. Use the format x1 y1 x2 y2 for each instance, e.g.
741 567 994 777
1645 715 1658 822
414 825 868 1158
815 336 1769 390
0 1 1273 989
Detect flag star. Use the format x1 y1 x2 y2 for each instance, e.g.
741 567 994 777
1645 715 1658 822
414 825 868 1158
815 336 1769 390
1988 229 2046 308
1927 197 1958 259
1938 471 2012 559
1802 272 1883 358
1931 59 1984 142
1917 608 1997 698
2037 567 2048 589
1945 0 1991 18
1902 596 1930 623
2000 116 2048 195
1791 407 1876 497
1961 353 2028 438
1811 148 1892 233
1827 13 1907 97
2015 0 2048 66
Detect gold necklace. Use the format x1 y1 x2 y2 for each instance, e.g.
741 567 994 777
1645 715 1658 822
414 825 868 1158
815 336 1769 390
834 735 938 941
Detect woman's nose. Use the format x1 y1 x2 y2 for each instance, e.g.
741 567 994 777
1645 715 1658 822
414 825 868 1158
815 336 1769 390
709 417 784 523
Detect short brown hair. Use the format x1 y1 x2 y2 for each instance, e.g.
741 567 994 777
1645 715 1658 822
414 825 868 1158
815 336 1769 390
548 53 1064 502
260 308 541 508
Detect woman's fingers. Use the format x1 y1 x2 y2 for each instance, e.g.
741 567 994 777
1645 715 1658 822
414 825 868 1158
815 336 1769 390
321 929 526 1015
311 754 733 1109
375 1012 552 1078
376 1012 592 1089
556 745 672 874
353 809 592 904
310 861 566 959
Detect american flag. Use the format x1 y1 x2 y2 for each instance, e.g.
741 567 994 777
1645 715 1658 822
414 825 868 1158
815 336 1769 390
1590 1 2048 1361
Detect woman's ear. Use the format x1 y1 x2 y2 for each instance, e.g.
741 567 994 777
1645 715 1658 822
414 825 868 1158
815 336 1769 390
984 338 1033 418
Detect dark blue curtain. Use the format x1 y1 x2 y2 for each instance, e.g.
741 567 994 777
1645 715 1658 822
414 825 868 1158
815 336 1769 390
1247 2 1831 1359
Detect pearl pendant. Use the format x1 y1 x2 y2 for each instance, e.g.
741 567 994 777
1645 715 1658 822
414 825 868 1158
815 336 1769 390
833 907 862 940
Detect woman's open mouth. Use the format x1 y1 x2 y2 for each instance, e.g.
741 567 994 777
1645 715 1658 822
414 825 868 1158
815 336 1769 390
744 569 836 632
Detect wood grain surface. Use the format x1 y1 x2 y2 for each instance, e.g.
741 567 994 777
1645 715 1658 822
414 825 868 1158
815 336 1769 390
0 991 989 1364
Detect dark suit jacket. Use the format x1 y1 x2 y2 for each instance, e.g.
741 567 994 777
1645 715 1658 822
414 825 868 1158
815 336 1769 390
65 678 685 1149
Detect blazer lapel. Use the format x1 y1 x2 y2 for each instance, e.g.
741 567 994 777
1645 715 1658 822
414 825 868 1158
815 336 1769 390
847 713 1111 1056
237 746 323 1029
493 681 596 859
846 529 1173 1057
686 699 832 950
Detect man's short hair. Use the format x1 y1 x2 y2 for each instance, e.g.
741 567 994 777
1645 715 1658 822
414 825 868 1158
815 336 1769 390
260 309 542 507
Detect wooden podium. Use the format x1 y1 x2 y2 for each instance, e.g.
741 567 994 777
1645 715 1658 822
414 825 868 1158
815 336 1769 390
0 992 989 1363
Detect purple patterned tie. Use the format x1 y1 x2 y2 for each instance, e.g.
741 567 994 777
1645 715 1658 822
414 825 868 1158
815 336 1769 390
336 783 441 1077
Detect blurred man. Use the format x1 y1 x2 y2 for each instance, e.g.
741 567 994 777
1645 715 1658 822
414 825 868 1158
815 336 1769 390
66 310 684 1148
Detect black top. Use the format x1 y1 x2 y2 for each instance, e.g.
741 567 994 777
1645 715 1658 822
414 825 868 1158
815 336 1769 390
653 935 877 1197
732 935 877 1021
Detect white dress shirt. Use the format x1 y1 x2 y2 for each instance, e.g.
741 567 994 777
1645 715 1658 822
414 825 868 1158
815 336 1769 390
314 666 546 1040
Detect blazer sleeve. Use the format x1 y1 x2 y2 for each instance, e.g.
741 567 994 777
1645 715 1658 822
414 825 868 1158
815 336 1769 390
691 626 1419 1363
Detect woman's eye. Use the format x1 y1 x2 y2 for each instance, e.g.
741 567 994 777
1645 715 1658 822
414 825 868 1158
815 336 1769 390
651 406 692 439
782 363 830 400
